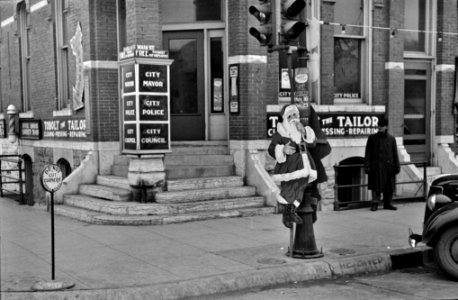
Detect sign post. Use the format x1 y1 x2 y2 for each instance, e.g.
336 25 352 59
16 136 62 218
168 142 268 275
32 165 74 291
119 45 173 155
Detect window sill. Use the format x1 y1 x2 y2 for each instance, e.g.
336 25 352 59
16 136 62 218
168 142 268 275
19 111 34 119
53 108 72 117
334 98 363 105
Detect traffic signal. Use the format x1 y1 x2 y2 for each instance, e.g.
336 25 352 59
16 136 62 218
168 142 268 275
280 0 306 45
249 0 277 46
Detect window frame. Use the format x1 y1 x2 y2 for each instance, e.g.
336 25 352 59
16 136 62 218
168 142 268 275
403 0 436 58
17 1 31 112
332 0 372 105
53 0 71 115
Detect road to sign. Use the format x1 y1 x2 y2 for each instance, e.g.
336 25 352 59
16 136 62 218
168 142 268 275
41 165 63 193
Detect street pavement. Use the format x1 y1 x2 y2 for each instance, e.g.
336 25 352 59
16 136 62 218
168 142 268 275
0 197 430 299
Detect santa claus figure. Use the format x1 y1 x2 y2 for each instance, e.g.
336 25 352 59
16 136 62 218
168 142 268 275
268 104 317 228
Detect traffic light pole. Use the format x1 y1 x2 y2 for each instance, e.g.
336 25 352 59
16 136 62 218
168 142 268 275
268 45 306 104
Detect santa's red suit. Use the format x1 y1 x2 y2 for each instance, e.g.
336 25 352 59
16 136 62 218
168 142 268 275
268 105 317 208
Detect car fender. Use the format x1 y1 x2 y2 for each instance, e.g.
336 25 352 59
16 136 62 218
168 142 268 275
423 202 458 245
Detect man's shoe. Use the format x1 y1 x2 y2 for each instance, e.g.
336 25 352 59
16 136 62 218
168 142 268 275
370 203 378 211
282 207 293 228
384 204 397 210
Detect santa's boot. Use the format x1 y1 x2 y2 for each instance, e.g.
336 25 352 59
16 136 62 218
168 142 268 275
282 205 293 228
289 204 303 224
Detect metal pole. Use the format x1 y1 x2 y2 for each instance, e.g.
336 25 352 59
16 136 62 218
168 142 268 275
51 191 55 280
18 159 24 205
287 46 295 104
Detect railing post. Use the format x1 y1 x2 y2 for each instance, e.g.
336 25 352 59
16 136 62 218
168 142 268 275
0 158 3 198
333 164 340 211
18 158 25 205
423 162 427 201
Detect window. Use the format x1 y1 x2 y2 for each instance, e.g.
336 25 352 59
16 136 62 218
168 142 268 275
404 0 433 55
161 0 222 24
210 37 223 112
54 0 70 112
333 0 369 103
17 2 31 112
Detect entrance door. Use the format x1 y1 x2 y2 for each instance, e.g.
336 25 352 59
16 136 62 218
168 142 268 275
163 31 205 140
404 60 431 164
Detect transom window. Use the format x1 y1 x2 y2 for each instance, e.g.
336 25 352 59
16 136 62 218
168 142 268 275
161 0 222 24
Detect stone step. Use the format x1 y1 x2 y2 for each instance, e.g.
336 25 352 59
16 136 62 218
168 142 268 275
63 194 265 215
155 186 257 204
63 194 171 215
166 176 244 191
166 165 234 180
113 155 130 166
79 184 131 202
167 145 229 155
164 154 233 166
97 175 130 190
112 165 129 177
54 205 275 226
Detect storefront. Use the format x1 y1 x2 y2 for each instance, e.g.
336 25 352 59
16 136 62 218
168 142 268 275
0 0 457 210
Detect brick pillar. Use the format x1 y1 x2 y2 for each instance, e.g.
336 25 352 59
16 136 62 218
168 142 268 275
125 0 162 47
87 0 119 141
227 0 277 140
435 0 458 137
386 0 404 137
320 0 335 105
372 1 389 106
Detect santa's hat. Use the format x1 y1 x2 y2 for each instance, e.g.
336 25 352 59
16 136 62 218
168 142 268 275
280 104 299 122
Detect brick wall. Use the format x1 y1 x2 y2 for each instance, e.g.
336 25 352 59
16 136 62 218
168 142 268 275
435 0 458 137
227 0 278 140
320 1 335 105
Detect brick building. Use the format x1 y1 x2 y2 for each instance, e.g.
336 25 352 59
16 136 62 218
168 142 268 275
0 0 457 213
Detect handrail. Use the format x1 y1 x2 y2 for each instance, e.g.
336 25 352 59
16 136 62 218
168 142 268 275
0 155 26 205
333 161 428 211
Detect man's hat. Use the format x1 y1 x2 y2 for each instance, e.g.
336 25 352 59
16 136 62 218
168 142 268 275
378 117 388 127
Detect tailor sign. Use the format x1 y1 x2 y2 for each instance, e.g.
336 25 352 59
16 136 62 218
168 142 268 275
119 45 173 155
266 112 384 138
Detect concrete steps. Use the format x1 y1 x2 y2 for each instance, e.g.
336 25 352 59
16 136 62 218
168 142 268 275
54 205 275 226
54 142 274 225
79 184 131 202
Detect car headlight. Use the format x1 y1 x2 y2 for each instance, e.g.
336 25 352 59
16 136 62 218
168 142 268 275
427 193 452 210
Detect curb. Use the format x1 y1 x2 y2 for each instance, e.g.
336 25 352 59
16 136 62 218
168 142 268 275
0 247 432 300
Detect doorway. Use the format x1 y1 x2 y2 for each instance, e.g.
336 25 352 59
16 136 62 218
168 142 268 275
404 60 431 164
163 31 205 140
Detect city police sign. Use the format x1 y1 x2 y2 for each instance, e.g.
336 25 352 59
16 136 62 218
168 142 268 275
41 165 63 193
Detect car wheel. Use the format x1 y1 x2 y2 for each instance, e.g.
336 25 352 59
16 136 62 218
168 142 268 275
434 226 458 280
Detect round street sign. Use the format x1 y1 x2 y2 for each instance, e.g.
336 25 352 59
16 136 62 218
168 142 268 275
41 165 63 193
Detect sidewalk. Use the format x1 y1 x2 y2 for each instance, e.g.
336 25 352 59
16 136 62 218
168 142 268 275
0 197 430 300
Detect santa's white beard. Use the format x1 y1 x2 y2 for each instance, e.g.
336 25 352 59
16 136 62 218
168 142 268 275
283 119 302 144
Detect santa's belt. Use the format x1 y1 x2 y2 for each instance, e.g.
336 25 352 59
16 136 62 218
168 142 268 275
298 142 307 154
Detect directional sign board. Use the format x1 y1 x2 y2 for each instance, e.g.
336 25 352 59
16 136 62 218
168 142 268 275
41 165 63 193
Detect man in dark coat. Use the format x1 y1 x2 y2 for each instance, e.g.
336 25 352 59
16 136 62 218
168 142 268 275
364 117 400 211
296 100 331 222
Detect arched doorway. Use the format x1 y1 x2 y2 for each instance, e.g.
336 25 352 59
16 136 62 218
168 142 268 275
336 156 368 209
22 154 34 206
56 158 72 179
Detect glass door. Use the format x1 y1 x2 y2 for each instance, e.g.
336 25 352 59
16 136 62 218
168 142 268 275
163 31 205 140
404 60 431 164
